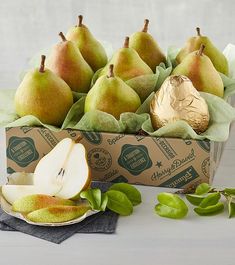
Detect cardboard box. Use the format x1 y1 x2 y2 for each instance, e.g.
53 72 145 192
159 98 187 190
5 126 224 189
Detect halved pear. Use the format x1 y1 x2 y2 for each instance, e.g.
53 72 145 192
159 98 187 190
2 184 60 205
33 138 91 200
26 205 90 223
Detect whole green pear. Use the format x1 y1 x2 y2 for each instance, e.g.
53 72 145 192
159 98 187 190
26 205 91 223
176 27 229 75
66 15 108 72
85 64 141 119
15 55 73 126
46 32 93 93
99 37 153 81
129 19 166 72
12 194 75 213
173 45 224 97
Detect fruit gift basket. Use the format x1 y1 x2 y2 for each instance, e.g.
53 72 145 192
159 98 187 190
1 17 235 189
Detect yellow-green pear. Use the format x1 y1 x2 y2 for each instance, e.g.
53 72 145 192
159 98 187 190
99 37 153 81
129 19 166 72
173 45 224 97
85 64 141 119
66 15 107 72
47 32 93 93
26 205 90 223
15 55 73 126
12 194 75 213
176 27 229 75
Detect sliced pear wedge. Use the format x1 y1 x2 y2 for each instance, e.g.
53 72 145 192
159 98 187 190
2 185 60 205
34 138 91 200
12 194 75 213
26 205 91 223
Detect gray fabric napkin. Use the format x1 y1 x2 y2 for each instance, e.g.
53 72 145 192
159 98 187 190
0 181 119 244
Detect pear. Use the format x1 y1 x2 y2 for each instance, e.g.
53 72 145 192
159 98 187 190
26 205 91 223
47 32 94 93
2 184 61 205
12 194 75 213
99 37 153 81
172 45 224 98
85 64 141 119
129 19 166 72
176 27 229 75
150 75 210 133
14 55 73 126
33 138 91 200
66 15 107 72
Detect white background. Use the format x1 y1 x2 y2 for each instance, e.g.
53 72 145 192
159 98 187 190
1 1 235 264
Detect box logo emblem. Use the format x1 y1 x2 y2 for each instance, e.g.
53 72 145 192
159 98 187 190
82 132 102 145
7 136 39 167
87 148 112 171
118 144 152 176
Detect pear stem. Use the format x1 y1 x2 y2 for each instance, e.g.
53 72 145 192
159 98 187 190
107 64 114 78
198 44 205 56
142 19 149 32
123 37 129 48
59 32 66 42
196 27 201 36
78 15 83 27
39 55 46 73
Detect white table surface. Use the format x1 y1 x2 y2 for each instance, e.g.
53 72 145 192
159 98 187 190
0 125 235 265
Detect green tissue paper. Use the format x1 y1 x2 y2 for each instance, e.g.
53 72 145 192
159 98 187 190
1 44 235 142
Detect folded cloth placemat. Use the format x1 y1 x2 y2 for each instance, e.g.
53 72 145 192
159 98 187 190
0 181 119 244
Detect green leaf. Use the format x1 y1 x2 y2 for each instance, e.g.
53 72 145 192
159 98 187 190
108 183 142 206
194 202 224 216
195 183 212 195
228 199 235 218
186 194 205 206
80 188 102 210
155 193 188 219
106 190 133 216
100 193 108 212
199 192 221 208
224 188 235 196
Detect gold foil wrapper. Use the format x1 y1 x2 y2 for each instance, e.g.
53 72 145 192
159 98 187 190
150 75 210 134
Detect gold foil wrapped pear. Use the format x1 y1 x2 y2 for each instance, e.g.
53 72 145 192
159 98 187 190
150 75 210 134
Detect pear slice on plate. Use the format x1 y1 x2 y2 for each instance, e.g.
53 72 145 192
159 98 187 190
12 194 76 213
26 205 91 223
0 194 97 227
7 172 34 185
1 184 61 205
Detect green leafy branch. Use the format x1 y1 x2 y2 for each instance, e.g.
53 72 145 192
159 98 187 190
80 183 142 216
155 183 235 219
